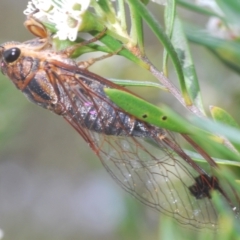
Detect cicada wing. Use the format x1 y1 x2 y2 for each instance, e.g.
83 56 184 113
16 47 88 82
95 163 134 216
49 63 237 229
88 131 219 228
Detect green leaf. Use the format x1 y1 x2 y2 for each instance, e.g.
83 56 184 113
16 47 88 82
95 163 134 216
190 116 240 157
104 88 239 160
94 32 150 69
128 3 144 52
95 0 112 14
216 0 240 24
210 106 240 153
163 0 176 75
108 78 167 90
116 0 127 30
164 2 204 111
171 17 204 112
210 106 239 129
185 150 240 170
126 0 192 105
61 31 150 69
177 0 226 22
104 88 191 133
185 24 240 74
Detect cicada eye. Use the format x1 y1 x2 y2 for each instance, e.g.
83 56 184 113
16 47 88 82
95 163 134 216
3 47 21 63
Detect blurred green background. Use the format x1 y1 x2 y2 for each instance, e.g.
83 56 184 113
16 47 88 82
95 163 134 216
0 1 240 240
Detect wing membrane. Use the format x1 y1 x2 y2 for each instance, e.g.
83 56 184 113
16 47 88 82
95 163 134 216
47 61 238 229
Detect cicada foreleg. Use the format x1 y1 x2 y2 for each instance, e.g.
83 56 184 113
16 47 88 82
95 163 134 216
24 14 52 50
63 28 124 69
24 13 48 39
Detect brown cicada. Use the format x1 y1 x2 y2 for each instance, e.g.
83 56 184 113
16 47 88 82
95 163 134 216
0 22 239 229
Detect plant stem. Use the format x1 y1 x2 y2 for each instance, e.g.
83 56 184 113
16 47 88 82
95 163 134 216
146 60 204 117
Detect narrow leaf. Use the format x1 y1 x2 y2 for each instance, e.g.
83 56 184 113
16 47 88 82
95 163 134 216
126 0 192 105
177 0 225 22
210 106 239 129
185 24 240 74
191 116 240 156
216 0 240 24
163 0 176 75
171 17 204 112
104 88 191 133
105 88 239 160
109 78 167 90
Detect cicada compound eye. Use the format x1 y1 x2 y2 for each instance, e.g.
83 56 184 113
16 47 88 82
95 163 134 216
3 47 21 63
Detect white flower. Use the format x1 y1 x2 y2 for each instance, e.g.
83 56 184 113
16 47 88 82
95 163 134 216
206 17 227 39
207 17 240 40
24 0 91 41
51 11 82 41
51 0 91 41
24 0 54 19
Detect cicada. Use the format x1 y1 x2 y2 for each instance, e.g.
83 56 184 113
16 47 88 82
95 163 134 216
0 24 239 229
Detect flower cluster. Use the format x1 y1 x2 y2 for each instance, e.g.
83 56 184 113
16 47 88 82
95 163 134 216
24 0 91 41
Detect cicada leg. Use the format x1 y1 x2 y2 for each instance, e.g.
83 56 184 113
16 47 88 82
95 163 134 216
24 14 48 39
62 28 107 57
76 48 123 69
62 28 125 69
24 13 52 50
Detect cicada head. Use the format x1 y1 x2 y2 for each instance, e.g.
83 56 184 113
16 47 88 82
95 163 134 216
1 42 25 85
0 41 65 115
0 42 20 75
0 41 40 90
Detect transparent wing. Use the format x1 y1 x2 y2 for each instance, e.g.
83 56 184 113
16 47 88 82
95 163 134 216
49 62 238 229
88 131 218 228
